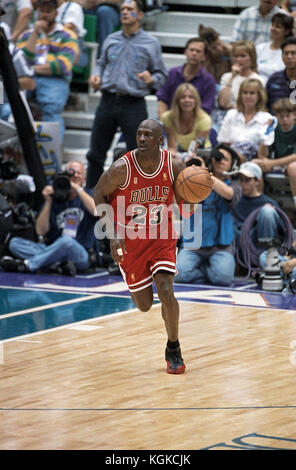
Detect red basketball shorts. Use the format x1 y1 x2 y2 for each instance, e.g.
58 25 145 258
119 237 177 292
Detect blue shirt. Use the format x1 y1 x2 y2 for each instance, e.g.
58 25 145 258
199 182 234 247
95 28 168 97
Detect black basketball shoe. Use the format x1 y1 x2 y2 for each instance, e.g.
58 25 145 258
165 347 186 374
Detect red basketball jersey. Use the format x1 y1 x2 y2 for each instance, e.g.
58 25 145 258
108 148 178 292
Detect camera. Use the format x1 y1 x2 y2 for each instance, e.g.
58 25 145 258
0 153 33 202
52 168 75 201
0 154 20 181
186 144 240 174
257 237 284 291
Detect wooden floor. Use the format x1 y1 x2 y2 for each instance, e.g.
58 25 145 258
1 276 296 450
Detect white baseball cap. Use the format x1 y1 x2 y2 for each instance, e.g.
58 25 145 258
238 161 262 179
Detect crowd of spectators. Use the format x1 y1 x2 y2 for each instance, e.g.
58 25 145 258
1 0 296 289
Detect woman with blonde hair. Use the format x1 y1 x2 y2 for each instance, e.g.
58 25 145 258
218 40 265 110
161 83 212 156
217 78 275 162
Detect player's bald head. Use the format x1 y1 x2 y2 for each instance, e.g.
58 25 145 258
138 119 162 137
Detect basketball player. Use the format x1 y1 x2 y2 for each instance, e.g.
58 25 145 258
94 119 187 374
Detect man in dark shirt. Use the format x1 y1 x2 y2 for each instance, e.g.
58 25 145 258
266 37 296 112
232 161 281 244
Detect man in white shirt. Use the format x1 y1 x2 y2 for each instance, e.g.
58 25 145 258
56 0 86 38
232 0 288 45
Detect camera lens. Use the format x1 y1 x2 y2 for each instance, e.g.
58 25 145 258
52 174 71 201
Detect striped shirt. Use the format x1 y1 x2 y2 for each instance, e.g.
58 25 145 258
17 22 79 81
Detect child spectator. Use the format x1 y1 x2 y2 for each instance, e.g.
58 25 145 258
254 98 296 208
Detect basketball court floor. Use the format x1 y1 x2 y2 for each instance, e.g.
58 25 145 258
1 268 296 450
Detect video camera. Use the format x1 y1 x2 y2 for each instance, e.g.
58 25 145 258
52 168 75 201
0 153 34 202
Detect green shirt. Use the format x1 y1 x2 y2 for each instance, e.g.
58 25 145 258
269 123 296 159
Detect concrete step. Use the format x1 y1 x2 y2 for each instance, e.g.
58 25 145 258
63 110 94 130
62 147 88 165
62 131 122 171
151 30 230 49
150 11 238 37
163 52 185 69
64 129 91 148
164 0 256 8
63 94 158 130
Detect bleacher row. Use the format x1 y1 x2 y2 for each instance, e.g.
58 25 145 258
62 0 293 215
63 0 257 162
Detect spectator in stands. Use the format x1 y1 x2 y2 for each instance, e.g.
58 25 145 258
266 37 296 113
83 0 121 57
232 161 281 243
85 0 167 188
253 98 296 209
1 0 33 43
218 78 274 162
174 145 240 286
161 83 211 157
232 0 288 45
56 0 85 37
16 0 79 143
0 160 97 276
56 0 88 67
156 37 216 118
30 0 88 66
0 21 35 120
218 40 265 111
198 24 232 84
256 13 294 83
282 0 296 19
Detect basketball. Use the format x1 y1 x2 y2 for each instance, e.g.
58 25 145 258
175 166 213 203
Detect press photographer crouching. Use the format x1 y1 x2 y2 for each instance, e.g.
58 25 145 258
0 152 37 258
175 144 241 286
0 160 98 276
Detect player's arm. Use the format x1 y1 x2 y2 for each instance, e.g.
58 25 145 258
171 153 186 204
94 159 128 264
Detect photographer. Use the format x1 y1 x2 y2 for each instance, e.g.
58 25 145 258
0 160 97 276
175 144 241 287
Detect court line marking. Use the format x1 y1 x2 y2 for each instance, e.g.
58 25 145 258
0 284 96 295
1 283 295 313
1 297 293 345
1 405 296 411
0 294 103 320
1 304 145 344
